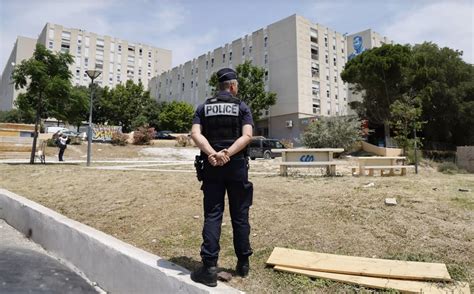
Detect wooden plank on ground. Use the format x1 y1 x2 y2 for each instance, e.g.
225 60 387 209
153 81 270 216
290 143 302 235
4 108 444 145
266 247 451 281
274 266 469 294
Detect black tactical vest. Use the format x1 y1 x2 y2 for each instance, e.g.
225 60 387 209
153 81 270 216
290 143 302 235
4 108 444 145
201 94 242 151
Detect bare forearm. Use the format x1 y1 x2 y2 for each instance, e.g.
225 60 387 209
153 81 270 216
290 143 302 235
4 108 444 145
227 134 252 157
191 133 216 156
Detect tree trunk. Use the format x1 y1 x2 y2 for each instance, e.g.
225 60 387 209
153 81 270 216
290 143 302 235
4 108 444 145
383 120 391 147
29 92 42 164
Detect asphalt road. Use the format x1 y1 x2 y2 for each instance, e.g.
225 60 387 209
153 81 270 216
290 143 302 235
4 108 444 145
0 219 98 294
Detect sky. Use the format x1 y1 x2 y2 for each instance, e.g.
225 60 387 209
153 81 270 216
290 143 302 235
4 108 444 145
0 0 472 71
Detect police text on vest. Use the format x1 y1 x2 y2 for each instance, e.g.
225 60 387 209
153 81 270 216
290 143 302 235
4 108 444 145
204 103 239 117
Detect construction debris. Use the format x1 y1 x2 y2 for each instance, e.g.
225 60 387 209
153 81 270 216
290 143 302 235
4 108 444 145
266 247 470 293
384 198 397 206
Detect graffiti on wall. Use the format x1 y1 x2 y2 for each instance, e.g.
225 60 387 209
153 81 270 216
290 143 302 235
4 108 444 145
92 125 122 141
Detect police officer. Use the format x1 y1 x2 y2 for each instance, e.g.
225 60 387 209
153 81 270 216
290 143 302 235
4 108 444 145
190 68 254 287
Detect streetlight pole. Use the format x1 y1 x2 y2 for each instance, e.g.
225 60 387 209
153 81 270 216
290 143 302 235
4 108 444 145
85 70 102 166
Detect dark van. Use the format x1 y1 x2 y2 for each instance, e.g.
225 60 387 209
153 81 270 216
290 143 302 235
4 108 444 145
249 137 286 160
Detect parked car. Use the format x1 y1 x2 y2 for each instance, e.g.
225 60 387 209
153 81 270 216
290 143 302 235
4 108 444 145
155 130 175 140
249 137 286 160
47 127 68 134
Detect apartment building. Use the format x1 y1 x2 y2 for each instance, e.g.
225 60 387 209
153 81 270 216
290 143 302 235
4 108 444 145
0 36 37 111
0 23 172 111
150 14 390 140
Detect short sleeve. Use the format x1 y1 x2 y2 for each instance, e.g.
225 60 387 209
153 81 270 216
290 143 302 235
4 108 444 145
240 102 254 127
192 104 205 125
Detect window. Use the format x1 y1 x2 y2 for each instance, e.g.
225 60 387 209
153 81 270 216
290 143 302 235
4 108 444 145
265 70 268 81
335 94 338 100
48 28 54 39
326 90 330 98
148 62 151 68
118 44 122 52
195 67 198 74
191 68 194 76
178 74 180 80
61 31 71 41
48 41 53 49
128 45 135 53
85 36 90 47
311 47 318 60
324 37 328 47
326 75 329 81
211 58 214 67
77 35 82 44
311 62 319 78
76 45 81 55
191 81 193 88
139 48 143 56
264 36 268 47
264 54 268 64
84 57 89 67
110 42 115 52
60 43 70 53
249 46 252 54
148 51 152 58
138 69 142 75
312 81 320 96
75 68 80 77
223 53 225 63
341 48 344 54
242 47 245 56
96 39 104 49
313 104 320 114
206 60 208 69
333 45 336 50
325 54 328 64
334 76 337 82
182 83 185 91
333 57 337 66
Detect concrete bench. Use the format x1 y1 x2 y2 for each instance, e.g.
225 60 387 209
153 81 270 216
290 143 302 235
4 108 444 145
352 165 415 176
279 161 346 176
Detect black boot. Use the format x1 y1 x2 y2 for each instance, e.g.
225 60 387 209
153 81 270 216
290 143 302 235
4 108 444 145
236 258 249 277
191 263 217 287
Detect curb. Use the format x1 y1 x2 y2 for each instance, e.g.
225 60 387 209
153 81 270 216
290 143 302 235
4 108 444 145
0 189 241 294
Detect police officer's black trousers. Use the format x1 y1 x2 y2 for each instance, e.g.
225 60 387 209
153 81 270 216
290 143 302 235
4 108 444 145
200 158 253 266
58 145 66 161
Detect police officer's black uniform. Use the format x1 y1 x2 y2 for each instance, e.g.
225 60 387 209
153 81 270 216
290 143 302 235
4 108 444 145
191 68 254 287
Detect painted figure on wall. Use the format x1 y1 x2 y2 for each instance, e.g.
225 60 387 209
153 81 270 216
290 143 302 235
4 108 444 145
348 35 366 60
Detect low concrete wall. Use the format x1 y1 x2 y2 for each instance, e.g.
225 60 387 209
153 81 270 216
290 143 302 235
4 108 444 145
361 141 402 157
456 146 474 173
0 189 241 294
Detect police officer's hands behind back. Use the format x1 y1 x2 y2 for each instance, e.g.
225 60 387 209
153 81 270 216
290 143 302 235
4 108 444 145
208 149 230 166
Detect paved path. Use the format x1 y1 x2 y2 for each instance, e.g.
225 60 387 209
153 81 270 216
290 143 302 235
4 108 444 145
0 219 99 294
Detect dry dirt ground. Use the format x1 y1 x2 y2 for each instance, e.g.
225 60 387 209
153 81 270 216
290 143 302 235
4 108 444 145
0 144 473 293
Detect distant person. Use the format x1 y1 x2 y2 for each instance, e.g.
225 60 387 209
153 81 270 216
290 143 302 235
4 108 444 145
348 35 365 60
57 133 68 162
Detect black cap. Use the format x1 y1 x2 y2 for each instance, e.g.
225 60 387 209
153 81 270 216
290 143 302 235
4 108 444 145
216 68 237 82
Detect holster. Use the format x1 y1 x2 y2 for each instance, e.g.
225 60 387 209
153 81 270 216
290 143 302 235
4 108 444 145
194 155 204 181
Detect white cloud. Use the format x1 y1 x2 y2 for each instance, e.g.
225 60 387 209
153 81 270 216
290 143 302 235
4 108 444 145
382 1 473 63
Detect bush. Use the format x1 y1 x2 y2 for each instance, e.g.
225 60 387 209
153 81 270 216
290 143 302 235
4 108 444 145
437 162 460 174
69 136 82 145
133 126 155 145
280 138 294 149
111 132 129 146
302 116 363 150
175 135 192 147
46 138 57 147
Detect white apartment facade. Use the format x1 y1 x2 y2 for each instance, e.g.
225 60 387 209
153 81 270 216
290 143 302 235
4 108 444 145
0 36 37 111
0 23 172 111
150 14 390 140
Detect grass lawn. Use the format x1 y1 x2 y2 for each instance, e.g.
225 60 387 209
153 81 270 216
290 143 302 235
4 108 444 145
0 151 472 293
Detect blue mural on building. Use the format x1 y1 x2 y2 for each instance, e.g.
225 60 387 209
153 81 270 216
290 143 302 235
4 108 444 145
348 35 366 60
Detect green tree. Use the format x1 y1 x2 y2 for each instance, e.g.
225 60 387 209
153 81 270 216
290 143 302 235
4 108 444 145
389 95 424 153
0 109 34 123
410 42 474 146
341 44 413 145
159 101 194 132
65 86 89 131
302 116 364 150
12 44 73 163
209 61 277 121
97 80 154 132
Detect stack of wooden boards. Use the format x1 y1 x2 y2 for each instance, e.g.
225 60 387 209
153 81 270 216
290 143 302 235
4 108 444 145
266 247 470 293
